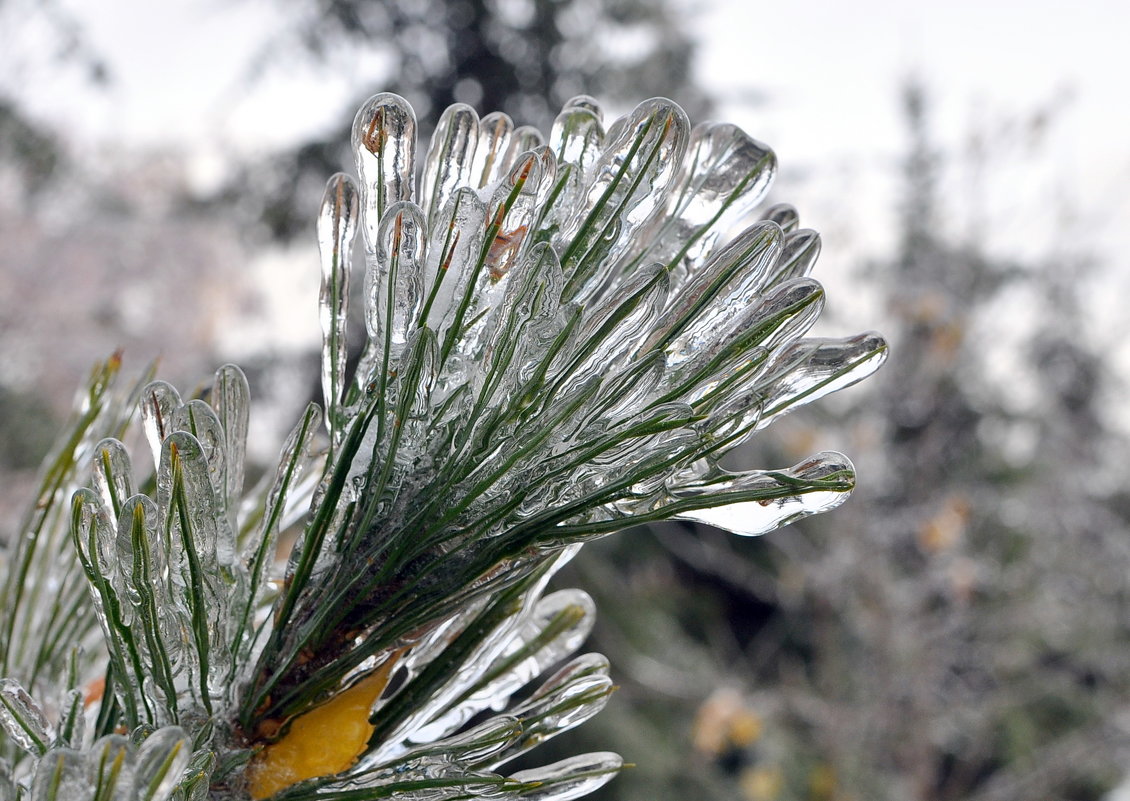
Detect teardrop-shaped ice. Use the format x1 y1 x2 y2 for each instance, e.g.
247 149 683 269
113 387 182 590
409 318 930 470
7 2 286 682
422 103 479 222
508 752 623 801
133 726 191 801
760 201 799 232
140 380 182 469
478 242 564 402
87 734 135 801
562 95 604 120
176 748 217 801
550 103 605 174
29 748 93 801
760 227 821 290
473 111 515 189
420 590 596 739
482 654 613 770
755 332 889 427
171 400 228 518
158 431 239 708
643 220 783 360
353 92 417 228
482 151 547 282
640 121 777 288
71 488 156 725
504 125 546 172
210 363 250 517
421 187 488 352
559 98 689 302
117 494 181 722
0 679 51 756
669 277 825 378
55 688 84 749
670 452 857 536
93 438 134 519
567 263 669 378
366 201 429 368
317 172 359 442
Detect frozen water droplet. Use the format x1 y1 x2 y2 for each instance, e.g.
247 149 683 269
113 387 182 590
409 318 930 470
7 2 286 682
134 726 191 800
473 111 515 189
93 438 134 518
211 364 250 517
671 452 857 536
30 748 93 800
422 103 479 222
508 752 623 801
641 121 777 288
0 679 51 756
366 201 428 366
140 381 182 469
353 92 417 226
318 173 360 441
760 201 799 232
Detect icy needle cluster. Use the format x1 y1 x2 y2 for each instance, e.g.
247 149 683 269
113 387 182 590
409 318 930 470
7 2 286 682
0 93 885 800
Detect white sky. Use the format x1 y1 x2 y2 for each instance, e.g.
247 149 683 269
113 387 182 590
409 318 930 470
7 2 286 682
8 0 1121 259
3 0 1127 365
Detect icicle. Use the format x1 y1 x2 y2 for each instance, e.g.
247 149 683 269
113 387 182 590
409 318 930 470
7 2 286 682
473 111 515 189
353 92 417 228
508 752 623 801
639 121 777 289
670 452 857 535
559 98 689 302
760 201 799 232
317 173 360 443
210 364 250 520
422 103 480 223
0 680 51 757
139 381 182 470
92 438 134 520
29 749 92 800
366 201 429 369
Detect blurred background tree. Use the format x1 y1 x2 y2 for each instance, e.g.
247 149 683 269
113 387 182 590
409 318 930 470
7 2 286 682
548 82 1130 801
2 1 1129 800
224 0 709 240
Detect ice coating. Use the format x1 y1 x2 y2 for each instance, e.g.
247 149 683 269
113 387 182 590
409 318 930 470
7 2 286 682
0 680 50 756
317 173 359 445
0 92 886 801
352 92 417 225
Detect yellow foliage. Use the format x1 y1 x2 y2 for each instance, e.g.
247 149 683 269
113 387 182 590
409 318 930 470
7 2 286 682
246 657 398 799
